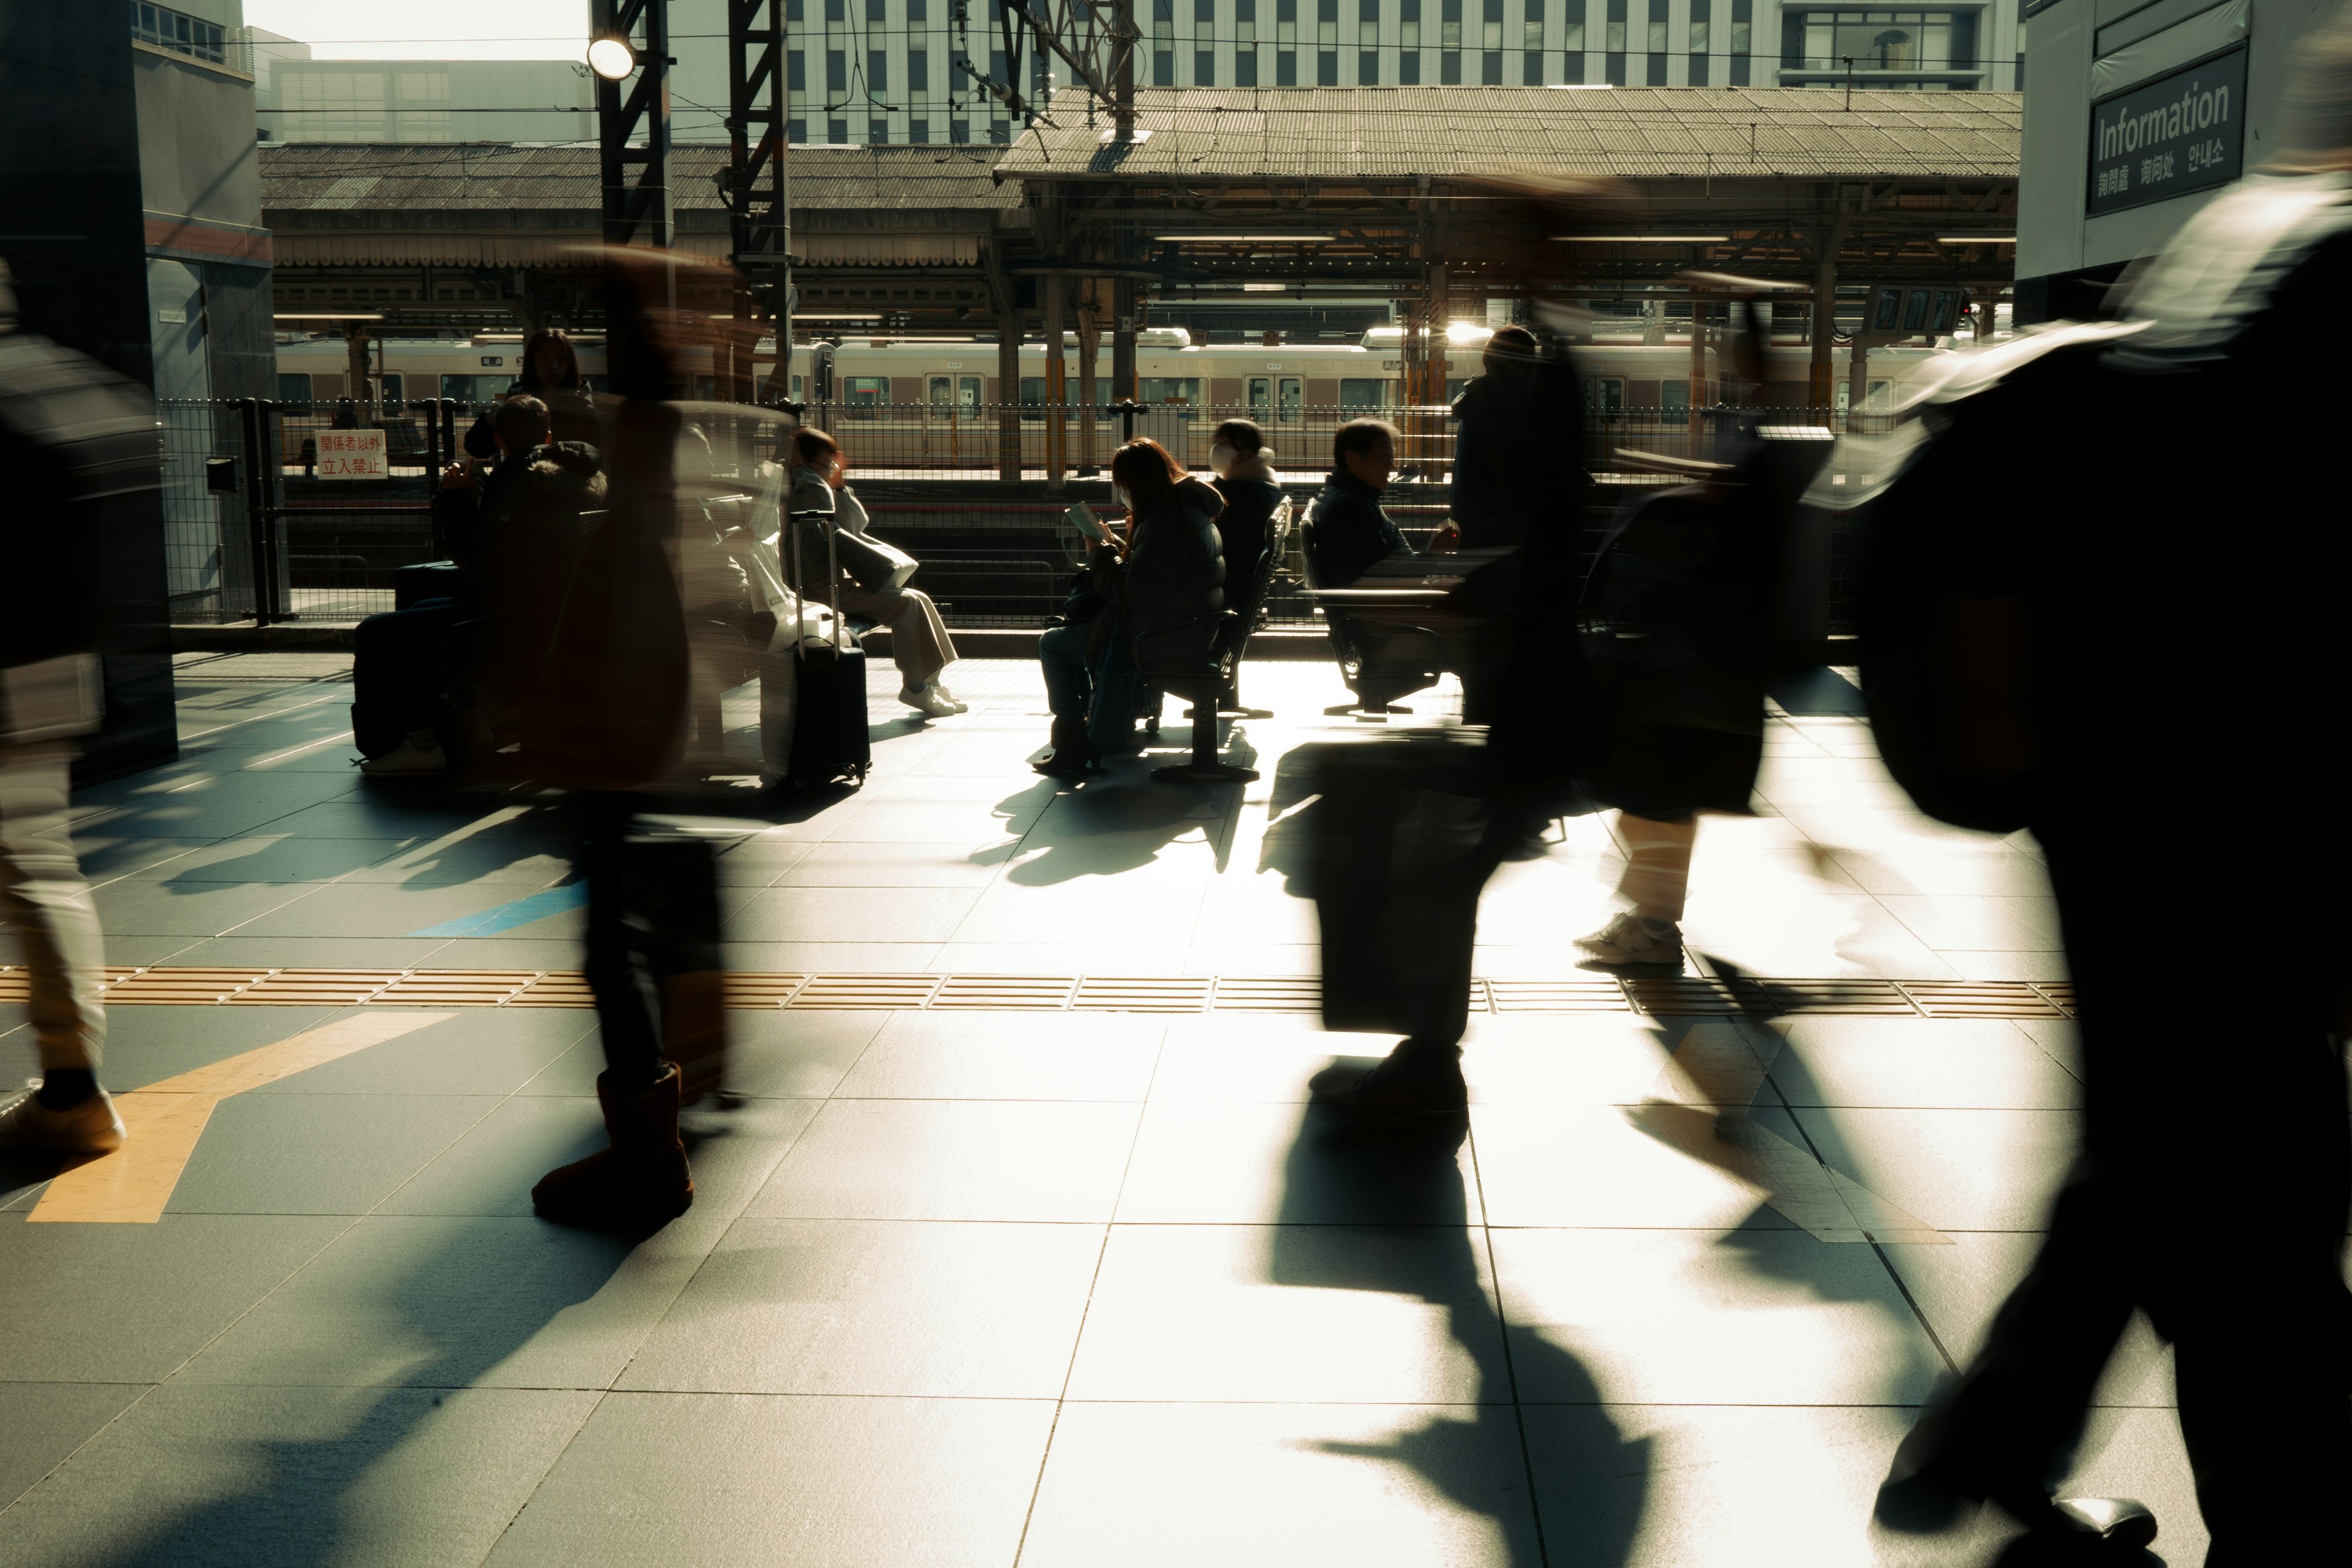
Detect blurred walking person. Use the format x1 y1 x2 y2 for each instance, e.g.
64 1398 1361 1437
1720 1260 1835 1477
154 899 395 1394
0 262 153 1156
1868 25 2352 1560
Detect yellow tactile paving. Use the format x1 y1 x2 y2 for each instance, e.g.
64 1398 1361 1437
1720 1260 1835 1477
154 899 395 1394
0 966 2084 1018
27 1011 455 1225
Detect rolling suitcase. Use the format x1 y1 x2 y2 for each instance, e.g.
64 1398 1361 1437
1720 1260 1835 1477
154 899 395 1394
760 503 872 789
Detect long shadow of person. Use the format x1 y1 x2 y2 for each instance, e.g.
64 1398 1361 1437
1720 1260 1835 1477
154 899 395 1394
980 775 1233 883
1265 1103 1649 1568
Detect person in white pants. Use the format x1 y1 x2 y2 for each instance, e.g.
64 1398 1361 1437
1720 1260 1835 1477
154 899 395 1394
785 428 965 718
1575 811 1697 967
0 657 126 1154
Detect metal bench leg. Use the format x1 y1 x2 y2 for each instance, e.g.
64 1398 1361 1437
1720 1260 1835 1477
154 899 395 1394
1150 703 1259 783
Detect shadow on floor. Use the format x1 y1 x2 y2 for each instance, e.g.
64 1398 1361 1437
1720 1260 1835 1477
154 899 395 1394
1268 1104 1649 1567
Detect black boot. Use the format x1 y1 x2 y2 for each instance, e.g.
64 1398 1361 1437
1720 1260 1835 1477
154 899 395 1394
532 1063 695 1232
1033 717 1098 778
1308 1038 1468 1129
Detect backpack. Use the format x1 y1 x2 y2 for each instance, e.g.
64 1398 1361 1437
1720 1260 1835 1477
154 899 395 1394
0 334 156 668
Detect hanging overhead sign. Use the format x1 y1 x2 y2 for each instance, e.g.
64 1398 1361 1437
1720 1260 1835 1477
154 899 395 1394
2087 45 2248 218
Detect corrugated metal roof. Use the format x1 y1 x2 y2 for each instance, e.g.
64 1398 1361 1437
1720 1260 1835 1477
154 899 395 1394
259 143 1019 213
993 86 2019 181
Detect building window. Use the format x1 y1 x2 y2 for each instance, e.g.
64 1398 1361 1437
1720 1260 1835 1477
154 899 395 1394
789 50 806 91
1401 48 1421 81
1155 0 1175 82
132 3 227 65
1360 0 1379 45
1647 0 1668 81
1239 47 1259 83
990 119 1010 141
950 116 969 141
826 50 846 92
788 117 808 141
909 118 929 141
867 0 885 18
1403 0 1421 47
1782 10 1978 76
1319 0 1338 47
829 117 849 142
1732 0 1751 83
826 0 843 18
908 0 927 18
868 50 888 92
1482 50 1501 82
1320 48 1338 82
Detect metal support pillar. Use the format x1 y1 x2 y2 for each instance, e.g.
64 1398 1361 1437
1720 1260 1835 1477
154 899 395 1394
1688 286 1709 443
1847 336 1869 425
726 0 790 404
1425 264 1448 477
1076 275 1102 475
596 0 673 250
1111 272 1137 405
1043 274 1067 491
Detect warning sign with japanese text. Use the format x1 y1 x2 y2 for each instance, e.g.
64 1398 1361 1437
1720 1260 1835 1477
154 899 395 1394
315 428 388 480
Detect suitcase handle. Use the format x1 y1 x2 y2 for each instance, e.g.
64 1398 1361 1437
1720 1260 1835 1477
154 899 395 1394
783 503 848 666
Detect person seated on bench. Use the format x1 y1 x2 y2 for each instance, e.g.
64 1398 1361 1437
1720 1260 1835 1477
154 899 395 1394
1305 418 1412 586
355 395 602 777
1035 438 1225 776
1208 418 1283 579
784 427 966 718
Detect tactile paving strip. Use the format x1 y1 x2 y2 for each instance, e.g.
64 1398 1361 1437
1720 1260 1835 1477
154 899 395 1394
0 966 2088 1018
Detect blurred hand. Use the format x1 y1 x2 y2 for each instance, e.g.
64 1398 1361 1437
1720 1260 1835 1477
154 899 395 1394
440 462 477 493
1430 519 1460 554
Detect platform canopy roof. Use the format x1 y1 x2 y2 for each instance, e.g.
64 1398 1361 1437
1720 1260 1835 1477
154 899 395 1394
992 86 2021 184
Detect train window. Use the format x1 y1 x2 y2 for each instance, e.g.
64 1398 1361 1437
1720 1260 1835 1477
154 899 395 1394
1278 377 1301 422
1585 377 1624 415
929 375 982 416
1660 381 1689 426
843 375 888 418
1338 378 1390 412
1139 377 1199 409
277 373 312 404
440 373 495 404
379 374 403 412
1246 376 1270 415
1249 376 1306 421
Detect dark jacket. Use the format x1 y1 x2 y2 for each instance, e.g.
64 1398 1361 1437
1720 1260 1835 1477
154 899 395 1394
1449 358 1543 549
1089 473 1226 641
1211 462 1283 607
1304 468 1407 587
434 448 532 568
472 441 609 693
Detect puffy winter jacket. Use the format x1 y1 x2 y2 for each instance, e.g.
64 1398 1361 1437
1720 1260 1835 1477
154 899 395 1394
1090 473 1227 638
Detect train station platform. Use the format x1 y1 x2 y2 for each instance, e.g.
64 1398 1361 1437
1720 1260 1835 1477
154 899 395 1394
0 654 2201 1567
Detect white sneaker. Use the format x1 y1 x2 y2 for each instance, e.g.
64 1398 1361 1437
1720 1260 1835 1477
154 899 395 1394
360 729 446 777
932 682 969 712
0 1079 127 1154
1574 911 1684 967
900 684 965 718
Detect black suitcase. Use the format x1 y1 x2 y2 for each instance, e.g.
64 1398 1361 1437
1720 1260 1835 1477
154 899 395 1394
760 506 872 789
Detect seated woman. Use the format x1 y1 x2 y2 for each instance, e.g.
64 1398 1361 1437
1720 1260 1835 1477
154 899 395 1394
783 428 966 717
1207 418 1282 585
1035 438 1225 777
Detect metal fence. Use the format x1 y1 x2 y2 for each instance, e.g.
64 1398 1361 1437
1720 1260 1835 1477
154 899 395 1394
156 398 1879 632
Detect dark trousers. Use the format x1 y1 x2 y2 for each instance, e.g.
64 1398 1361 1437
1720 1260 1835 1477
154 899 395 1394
1898 807 2350 1562
352 602 454 755
572 793 725 1085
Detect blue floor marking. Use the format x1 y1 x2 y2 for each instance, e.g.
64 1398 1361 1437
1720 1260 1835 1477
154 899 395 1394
408 883 587 938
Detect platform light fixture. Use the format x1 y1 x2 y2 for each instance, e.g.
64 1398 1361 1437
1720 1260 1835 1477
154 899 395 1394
1551 235 1732 243
1934 235 2016 244
273 312 385 320
587 32 637 81
1155 233 1340 243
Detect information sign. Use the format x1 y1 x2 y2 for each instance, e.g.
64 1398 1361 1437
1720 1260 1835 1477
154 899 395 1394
315 428 387 480
2087 45 2247 218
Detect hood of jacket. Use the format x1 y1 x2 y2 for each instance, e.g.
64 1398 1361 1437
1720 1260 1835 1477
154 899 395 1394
786 462 837 516
1219 450 1278 485
1167 473 1225 527
1455 359 1539 417
526 440 608 505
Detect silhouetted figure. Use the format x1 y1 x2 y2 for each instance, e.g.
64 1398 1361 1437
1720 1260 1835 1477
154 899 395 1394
1868 28 2352 1561
1303 418 1410 587
1442 324 1544 551
1036 437 1224 774
0 261 149 1158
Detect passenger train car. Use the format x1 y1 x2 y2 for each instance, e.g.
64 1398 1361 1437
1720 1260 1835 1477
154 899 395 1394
274 326 1962 473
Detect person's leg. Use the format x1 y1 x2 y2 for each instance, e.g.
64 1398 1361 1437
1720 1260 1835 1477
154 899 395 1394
1038 623 1093 723
532 791 692 1229
1616 812 1697 921
844 585 954 691
0 741 123 1151
355 605 454 774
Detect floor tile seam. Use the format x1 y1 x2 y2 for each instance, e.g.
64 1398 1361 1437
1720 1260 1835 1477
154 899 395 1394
83 839 234 894
1760 1070 1962 1376
1463 1116 1555 1568
1008 1023 1167 1567
0 1379 168 1524
472 1386 614 1568
143 1215 367 1392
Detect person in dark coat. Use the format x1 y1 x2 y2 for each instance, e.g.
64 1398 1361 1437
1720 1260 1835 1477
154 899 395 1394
1872 27 2352 1561
1207 417 1283 587
1035 438 1224 775
1440 325 1544 551
1303 418 1409 586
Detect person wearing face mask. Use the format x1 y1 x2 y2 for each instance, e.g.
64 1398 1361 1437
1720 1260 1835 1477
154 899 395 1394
1207 418 1282 584
784 428 965 718
1035 438 1226 775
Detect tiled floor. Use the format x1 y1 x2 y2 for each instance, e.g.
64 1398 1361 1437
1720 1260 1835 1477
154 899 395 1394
0 652 2216 1566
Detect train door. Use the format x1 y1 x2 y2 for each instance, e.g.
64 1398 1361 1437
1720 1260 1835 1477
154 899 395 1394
1278 376 1301 424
